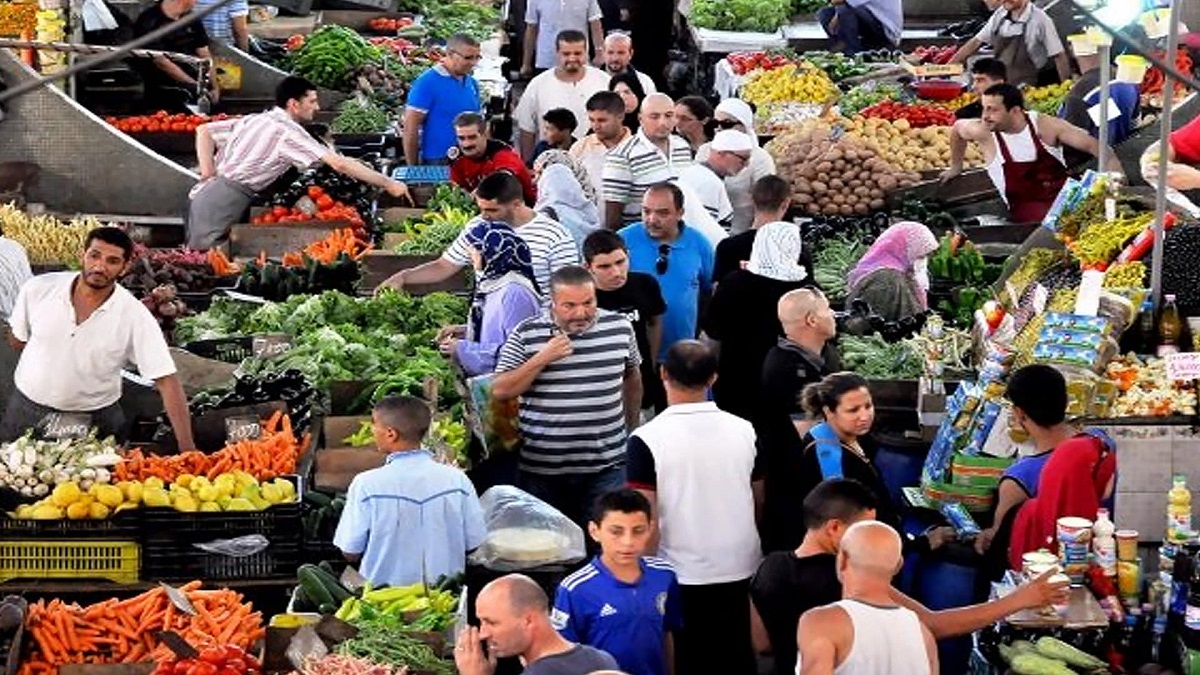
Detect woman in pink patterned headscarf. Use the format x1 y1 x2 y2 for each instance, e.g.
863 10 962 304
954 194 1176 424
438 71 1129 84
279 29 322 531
845 221 939 320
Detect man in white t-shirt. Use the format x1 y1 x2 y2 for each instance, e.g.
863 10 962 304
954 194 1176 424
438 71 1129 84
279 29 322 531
2 227 195 450
676 130 753 231
521 0 604 78
514 30 611 163
378 173 579 296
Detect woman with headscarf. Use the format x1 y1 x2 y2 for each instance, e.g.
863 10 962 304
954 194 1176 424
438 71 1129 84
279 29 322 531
437 221 541 377
532 149 597 204
702 221 811 423
609 71 646 133
534 164 601 248
696 98 778 233
845 221 939 322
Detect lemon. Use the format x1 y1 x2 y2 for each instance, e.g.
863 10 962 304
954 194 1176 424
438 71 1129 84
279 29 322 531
170 486 192 500
199 501 221 512
144 477 164 491
31 504 63 520
51 482 82 508
66 502 90 520
122 481 143 504
95 485 124 508
14 505 32 519
260 484 284 504
143 487 171 508
176 474 195 489
196 485 219 502
89 502 110 519
226 497 255 512
214 474 236 498
272 478 296 499
173 496 198 513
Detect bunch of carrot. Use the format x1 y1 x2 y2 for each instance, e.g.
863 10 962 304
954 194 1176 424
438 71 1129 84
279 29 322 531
19 583 264 675
114 411 309 483
278 228 372 268
206 249 239 277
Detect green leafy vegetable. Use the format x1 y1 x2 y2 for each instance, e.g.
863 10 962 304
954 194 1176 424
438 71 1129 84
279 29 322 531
838 333 923 379
331 98 392 134
812 237 869 302
690 0 788 33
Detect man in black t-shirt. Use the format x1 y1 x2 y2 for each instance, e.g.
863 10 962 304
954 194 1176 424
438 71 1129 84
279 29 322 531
132 0 216 112
955 58 1007 120
749 479 1068 675
584 230 667 414
713 175 793 284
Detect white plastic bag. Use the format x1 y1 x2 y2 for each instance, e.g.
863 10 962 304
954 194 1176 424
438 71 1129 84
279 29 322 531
470 486 585 571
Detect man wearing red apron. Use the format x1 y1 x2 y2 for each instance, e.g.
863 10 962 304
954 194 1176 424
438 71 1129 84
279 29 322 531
942 83 1122 223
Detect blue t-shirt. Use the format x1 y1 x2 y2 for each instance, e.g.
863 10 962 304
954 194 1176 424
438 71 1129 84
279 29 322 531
405 65 482 162
1001 451 1053 497
619 223 714 360
552 556 684 675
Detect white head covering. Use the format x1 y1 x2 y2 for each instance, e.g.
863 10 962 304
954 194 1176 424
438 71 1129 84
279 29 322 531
535 164 600 246
747 221 807 282
670 180 728 248
715 98 755 133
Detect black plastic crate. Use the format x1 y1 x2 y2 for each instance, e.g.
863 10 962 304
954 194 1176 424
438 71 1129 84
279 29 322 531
0 511 140 539
142 540 301 581
140 503 302 580
183 336 255 363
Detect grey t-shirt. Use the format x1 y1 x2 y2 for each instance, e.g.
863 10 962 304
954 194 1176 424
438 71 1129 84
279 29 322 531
522 645 618 675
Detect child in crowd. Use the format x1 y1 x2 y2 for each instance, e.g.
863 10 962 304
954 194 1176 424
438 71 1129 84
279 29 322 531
551 490 682 675
532 108 578 164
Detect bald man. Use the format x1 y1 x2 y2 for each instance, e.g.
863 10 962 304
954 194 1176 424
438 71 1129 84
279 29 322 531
797 521 937 675
601 33 656 94
760 288 839 552
603 93 694 229
456 574 618 675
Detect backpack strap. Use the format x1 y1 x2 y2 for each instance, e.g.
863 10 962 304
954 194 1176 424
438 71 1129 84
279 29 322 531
810 422 845 481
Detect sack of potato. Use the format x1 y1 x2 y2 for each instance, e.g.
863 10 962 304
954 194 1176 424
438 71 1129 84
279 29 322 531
766 119 921 217
842 116 984 172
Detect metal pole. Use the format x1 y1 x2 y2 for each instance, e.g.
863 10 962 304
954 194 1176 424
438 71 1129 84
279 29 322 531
1097 41 1110 164
1149 0 1183 306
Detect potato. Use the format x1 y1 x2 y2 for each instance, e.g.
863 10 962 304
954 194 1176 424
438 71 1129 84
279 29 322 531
816 161 833 173
817 172 830 183
839 205 854 216
806 203 820 215
822 204 839 215
833 159 846 171
877 175 897 191
795 193 813 205
811 181 828 194
832 194 845 205
830 178 845 190
869 188 884 199
853 186 869 197
869 199 885 210
854 203 870 215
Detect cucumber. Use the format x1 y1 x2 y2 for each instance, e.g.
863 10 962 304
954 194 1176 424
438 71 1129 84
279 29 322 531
318 603 337 615
998 643 1018 665
292 585 314 612
1011 640 1037 654
298 565 336 609
308 564 353 605
1010 653 1075 675
304 491 333 507
1034 637 1107 670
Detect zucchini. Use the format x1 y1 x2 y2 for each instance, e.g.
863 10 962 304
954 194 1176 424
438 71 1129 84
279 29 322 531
1034 637 1107 670
298 565 336 609
997 643 1017 665
308 563 353 605
1010 653 1075 675
304 491 333 508
1011 640 1037 654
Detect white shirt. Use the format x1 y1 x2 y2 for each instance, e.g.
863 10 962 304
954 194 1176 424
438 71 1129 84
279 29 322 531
974 3 1064 70
515 67 612 140
526 0 603 70
10 273 177 411
0 238 32 321
800 600 930 675
441 213 580 296
983 112 1065 203
204 107 330 192
570 129 631 206
696 144 777 234
627 402 761 585
673 181 729 248
676 163 734 229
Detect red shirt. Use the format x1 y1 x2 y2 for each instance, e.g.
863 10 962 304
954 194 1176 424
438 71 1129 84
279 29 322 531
449 140 537 204
1169 113 1200 164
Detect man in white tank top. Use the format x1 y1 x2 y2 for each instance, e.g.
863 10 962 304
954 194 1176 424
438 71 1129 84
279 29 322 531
796 521 937 675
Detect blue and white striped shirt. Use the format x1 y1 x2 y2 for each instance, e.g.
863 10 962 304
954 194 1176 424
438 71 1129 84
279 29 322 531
193 0 248 45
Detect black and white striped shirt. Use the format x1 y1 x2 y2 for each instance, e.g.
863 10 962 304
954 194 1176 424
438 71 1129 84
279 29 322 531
602 131 694 223
495 310 641 475
442 214 579 295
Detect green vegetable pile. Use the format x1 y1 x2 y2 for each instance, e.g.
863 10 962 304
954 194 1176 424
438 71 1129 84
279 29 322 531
840 82 903 116
292 26 381 90
690 0 789 33
1073 212 1153 266
812 237 868 301
331 98 392 134
425 1 501 41
801 51 875 82
838 333 923 379
337 604 455 674
392 206 476 254
427 184 479 214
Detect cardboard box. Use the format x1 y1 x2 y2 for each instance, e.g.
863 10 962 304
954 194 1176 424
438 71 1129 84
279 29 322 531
316 416 384 491
359 251 471 295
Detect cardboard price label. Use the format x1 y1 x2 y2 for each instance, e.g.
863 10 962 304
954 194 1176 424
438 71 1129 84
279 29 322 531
252 334 293 358
1166 353 1200 382
38 413 92 440
225 415 262 443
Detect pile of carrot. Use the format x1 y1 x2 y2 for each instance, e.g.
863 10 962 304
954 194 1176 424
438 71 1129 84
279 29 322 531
114 411 309 483
276 228 372 268
19 583 264 675
207 249 239 276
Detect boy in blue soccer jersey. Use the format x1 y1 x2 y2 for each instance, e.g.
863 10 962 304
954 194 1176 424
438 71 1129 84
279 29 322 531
550 489 682 675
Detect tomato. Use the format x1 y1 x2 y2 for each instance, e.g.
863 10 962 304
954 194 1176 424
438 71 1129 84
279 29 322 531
189 662 219 675
315 194 334 210
222 659 246 672
307 186 324 199
173 660 194 675
262 214 276 224
216 668 239 675
198 649 225 666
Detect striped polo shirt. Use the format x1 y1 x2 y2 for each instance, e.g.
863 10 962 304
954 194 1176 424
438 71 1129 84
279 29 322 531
205 108 330 192
602 131 694 223
442 214 579 296
495 310 641 475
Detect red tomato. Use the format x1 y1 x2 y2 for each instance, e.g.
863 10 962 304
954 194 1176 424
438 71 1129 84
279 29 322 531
307 185 324 199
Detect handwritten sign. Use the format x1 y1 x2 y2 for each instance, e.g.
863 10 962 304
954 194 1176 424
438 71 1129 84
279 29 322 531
252 334 292 359
225 415 262 444
1166 353 1200 382
38 413 92 440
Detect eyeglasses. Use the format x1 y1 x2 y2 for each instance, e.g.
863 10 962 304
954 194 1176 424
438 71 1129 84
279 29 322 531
451 50 482 61
655 244 671 275
730 152 752 162
716 118 742 129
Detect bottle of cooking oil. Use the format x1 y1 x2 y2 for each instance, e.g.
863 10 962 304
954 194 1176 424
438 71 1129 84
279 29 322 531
1158 294 1182 356
1168 474 1192 544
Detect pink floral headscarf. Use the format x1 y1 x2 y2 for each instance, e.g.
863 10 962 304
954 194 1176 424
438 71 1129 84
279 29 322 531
847 221 939 304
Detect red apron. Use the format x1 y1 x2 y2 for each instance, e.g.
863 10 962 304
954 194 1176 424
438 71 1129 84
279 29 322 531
994 111 1068 223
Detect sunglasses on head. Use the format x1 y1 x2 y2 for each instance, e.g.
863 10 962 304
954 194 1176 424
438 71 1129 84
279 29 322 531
655 244 671 275
716 118 743 129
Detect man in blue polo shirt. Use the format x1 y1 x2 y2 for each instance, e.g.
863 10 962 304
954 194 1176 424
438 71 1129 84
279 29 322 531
619 182 714 360
402 34 483 166
552 489 682 675
333 395 487 587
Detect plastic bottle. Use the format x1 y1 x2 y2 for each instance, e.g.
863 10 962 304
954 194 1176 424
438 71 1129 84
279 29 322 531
1095 508 1117 576
1158 294 1182 356
1168 474 1192 544
1135 298 1156 355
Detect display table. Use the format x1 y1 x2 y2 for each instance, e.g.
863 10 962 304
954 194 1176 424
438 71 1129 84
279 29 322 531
688 24 787 54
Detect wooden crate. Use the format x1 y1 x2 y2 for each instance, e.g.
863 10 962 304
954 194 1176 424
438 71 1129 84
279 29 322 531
316 416 384 491
359 251 471 295
229 222 349 259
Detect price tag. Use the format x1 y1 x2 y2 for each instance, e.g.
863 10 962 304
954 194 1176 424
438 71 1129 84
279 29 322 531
252 334 293 358
1032 284 1048 315
222 290 269 304
1104 196 1117 223
159 582 198 616
153 631 199 659
1074 270 1105 317
1086 96 1122 128
38 413 92 440
225 415 262 443
1166 353 1200 381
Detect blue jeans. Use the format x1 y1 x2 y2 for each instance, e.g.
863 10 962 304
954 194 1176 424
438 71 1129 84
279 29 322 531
518 465 627 532
817 4 892 55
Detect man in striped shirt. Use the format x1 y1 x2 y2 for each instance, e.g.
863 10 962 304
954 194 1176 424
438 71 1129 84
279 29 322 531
379 172 578 296
492 265 642 528
188 76 411 250
602 93 693 230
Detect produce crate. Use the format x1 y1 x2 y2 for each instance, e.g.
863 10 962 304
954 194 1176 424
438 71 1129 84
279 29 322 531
229 222 353 260
140 501 303 581
183 336 255 363
0 512 139 539
359 251 472 295
0 540 139 583
391 165 450 184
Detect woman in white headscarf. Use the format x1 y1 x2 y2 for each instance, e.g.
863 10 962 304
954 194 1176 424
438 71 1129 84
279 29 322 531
697 98 778 234
534 163 601 248
702 221 811 422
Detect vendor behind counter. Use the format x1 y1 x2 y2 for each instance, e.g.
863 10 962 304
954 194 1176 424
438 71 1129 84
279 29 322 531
131 0 216 113
950 0 1072 87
